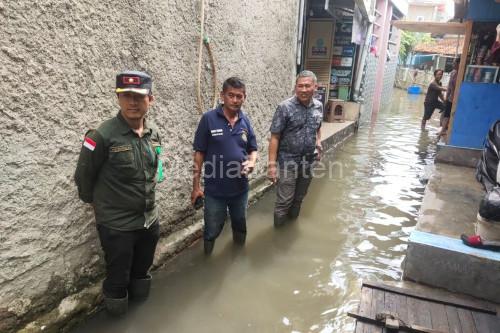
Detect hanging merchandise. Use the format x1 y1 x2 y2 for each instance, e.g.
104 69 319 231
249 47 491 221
330 13 357 100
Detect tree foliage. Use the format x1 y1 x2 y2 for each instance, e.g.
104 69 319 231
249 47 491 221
399 31 433 64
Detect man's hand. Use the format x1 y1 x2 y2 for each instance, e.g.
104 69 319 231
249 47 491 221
267 163 278 184
191 188 204 206
241 160 255 176
315 143 323 161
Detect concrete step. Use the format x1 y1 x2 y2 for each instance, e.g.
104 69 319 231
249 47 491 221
402 162 500 304
403 230 500 304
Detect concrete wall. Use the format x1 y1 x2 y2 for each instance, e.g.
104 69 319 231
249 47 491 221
394 66 451 90
0 0 299 331
380 26 400 109
359 53 379 124
407 5 437 21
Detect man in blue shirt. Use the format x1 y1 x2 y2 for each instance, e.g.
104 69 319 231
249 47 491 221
192 77 258 255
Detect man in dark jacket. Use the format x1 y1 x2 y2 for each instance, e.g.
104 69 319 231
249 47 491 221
75 70 163 315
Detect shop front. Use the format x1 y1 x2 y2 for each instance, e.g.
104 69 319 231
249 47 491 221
300 0 406 123
447 1 500 149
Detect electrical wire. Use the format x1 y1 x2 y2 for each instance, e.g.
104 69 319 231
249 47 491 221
196 0 218 114
196 0 206 114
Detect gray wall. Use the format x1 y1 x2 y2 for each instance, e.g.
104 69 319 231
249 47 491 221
380 52 399 109
359 53 378 124
0 0 299 330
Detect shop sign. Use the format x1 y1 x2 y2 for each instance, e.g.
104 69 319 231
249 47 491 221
332 69 352 77
332 46 343 56
312 38 327 56
342 46 355 57
340 57 353 67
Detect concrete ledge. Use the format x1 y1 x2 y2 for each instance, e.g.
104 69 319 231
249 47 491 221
403 230 500 304
435 143 482 168
321 121 356 152
415 163 483 238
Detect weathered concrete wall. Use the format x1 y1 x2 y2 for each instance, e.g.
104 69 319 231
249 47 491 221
394 66 452 91
359 53 378 125
0 0 299 331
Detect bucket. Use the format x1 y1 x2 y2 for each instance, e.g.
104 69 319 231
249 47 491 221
407 85 421 94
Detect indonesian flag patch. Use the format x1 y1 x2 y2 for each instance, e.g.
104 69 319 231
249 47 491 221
83 137 96 151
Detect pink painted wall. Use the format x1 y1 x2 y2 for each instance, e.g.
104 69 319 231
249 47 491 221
372 0 393 115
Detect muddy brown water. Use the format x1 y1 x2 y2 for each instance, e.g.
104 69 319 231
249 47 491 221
72 90 440 333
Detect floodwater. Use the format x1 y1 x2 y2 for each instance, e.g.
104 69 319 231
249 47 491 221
72 89 441 333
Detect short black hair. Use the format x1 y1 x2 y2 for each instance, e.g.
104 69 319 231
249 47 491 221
222 77 246 93
434 69 444 76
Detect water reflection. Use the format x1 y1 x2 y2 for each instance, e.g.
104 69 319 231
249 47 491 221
72 89 438 333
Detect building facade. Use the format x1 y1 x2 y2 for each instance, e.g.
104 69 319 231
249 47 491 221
406 0 454 22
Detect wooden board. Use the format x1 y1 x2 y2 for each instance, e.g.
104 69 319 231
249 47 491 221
391 21 466 35
353 281 500 333
362 281 497 314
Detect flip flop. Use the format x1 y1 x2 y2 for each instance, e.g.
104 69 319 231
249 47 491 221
461 234 500 251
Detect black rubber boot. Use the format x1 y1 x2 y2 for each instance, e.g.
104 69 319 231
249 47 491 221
232 230 246 245
104 293 128 316
274 214 287 228
204 240 215 255
129 275 152 302
288 203 302 220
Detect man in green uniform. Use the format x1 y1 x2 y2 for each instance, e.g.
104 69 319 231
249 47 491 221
74 70 163 316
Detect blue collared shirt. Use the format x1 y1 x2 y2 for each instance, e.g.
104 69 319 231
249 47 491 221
193 106 258 198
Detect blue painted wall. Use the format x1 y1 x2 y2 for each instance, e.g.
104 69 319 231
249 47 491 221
467 0 500 21
450 83 500 148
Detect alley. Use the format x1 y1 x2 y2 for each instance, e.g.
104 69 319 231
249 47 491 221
72 89 441 333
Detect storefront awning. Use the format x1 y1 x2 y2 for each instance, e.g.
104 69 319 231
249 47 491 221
391 21 466 35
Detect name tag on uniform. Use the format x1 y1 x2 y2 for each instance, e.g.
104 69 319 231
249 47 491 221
211 129 223 136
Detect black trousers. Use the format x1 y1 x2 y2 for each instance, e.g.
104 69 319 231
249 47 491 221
97 222 160 298
423 101 444 120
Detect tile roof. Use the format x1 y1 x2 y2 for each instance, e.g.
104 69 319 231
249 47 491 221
414 37 464 56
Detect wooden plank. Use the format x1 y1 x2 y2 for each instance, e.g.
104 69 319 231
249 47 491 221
354 322 370 333
367 288 384 333
391 21 466 35
472 312 500 333
407 297 432 328
447 20 473 144
428 302 449 332
457 308 477 333
348 312 445 333
359 286 372 316
362 281 497 314
384 291 409 325
370 288 385 317
355 287 372 333
407 296 420 327
445 305 463 333
394 293 409 325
